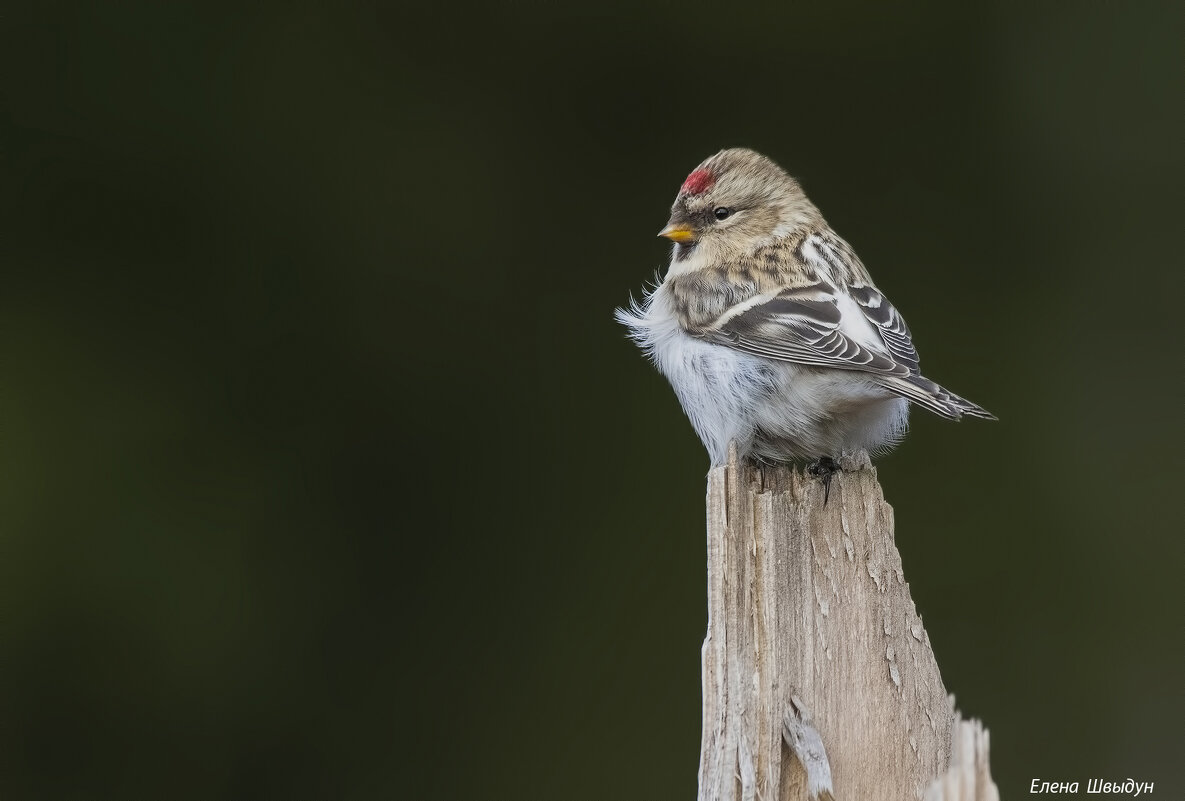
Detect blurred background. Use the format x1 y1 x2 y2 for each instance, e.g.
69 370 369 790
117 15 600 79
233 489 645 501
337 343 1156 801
5 1 1183 798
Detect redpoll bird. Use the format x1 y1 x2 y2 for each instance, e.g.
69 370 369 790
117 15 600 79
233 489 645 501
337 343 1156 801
617 148 994 479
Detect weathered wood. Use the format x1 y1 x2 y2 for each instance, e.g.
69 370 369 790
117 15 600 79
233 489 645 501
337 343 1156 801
924 717 1000 801
698 445 997 800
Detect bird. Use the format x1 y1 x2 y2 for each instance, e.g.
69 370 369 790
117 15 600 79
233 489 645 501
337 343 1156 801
616 148 994 492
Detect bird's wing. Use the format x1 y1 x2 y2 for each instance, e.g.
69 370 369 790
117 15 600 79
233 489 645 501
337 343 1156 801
704 281 914 378
702 281 995 421
846 282 921 374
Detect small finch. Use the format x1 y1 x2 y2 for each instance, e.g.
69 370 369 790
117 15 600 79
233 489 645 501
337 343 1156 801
617 148 995 480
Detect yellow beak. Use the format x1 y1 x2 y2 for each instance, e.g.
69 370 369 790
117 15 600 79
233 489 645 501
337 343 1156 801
658 223 696 243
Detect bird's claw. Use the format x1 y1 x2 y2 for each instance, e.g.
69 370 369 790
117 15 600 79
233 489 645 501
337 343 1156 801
807 456 841 506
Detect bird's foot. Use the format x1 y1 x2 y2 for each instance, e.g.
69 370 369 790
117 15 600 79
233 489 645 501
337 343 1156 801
807 456 841 506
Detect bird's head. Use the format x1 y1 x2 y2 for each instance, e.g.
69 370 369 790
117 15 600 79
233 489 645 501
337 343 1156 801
659 148 822 262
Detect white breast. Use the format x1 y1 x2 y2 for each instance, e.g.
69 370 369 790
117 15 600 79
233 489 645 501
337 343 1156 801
616 282 773 465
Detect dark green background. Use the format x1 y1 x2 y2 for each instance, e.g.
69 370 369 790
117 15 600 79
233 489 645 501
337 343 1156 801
5 2 1183 798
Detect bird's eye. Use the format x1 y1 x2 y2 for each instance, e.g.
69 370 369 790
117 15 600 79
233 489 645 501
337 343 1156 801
713 207 732 220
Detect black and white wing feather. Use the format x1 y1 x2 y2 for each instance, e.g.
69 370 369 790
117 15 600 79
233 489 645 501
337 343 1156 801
710 283 911 377
703 279 995 421
847 283 919 374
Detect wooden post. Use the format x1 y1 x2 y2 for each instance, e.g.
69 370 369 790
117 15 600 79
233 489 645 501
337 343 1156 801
698 445 998 801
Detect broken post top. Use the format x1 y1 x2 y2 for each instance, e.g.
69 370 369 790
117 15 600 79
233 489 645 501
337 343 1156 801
722 441 874 499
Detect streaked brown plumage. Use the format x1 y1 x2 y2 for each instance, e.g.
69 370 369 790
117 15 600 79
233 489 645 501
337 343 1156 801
618 148 994 468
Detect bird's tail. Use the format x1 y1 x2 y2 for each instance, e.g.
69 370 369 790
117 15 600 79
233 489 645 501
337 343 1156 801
879 374 997 421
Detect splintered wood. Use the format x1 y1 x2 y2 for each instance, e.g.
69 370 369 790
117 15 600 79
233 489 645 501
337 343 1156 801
698 446 997 801
924 719 1000 801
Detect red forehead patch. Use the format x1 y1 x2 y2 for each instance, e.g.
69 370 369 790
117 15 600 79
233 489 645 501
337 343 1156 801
680 168 715 196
